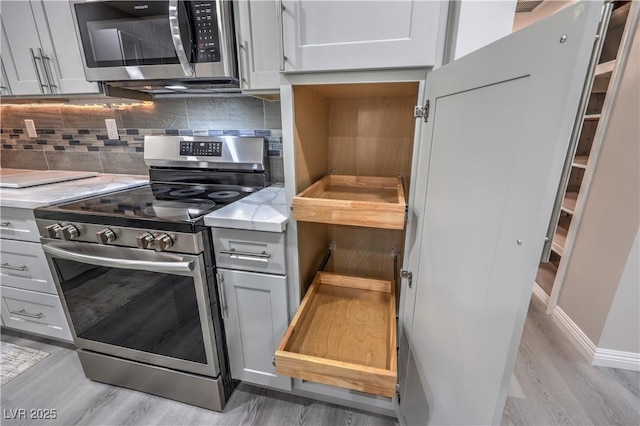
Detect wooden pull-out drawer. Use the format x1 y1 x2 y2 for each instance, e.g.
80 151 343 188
0 208 40 242
0 286 72 342
0 239 57 294
275 272 397 397
293 175 406 230
212 228 286 275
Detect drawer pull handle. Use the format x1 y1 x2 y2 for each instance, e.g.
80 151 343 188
1 263 27 271
219 249 271 259
10 309 43 320
0 222 11 228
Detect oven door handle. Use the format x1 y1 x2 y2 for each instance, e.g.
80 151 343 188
42 244 195 274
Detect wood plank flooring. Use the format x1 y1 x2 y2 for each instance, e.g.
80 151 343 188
1 294 638 425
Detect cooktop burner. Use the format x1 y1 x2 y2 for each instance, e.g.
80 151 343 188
35 183 258 233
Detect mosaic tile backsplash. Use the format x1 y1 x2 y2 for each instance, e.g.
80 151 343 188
0 97 284 182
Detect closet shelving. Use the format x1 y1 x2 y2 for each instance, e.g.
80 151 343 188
536 2 632 302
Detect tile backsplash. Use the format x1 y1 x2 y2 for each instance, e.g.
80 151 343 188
0 97 284 183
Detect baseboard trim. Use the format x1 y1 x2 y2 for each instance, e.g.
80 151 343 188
532 283 550 304
531 287 640 372
593 348 640 372
551 303 597 362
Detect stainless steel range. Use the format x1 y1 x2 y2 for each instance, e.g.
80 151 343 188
33 136 270 411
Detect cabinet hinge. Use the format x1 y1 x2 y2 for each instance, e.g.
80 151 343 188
401 269 413 288
413 100 430 122
404 205 409 222
396 383 401 404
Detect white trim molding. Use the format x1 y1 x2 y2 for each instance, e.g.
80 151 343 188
593 349 640 372
531 285 640 372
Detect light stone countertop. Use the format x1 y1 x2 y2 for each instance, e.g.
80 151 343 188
204 185 288 233
0 173 149 209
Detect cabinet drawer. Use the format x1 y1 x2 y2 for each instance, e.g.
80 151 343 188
275 272 397 397
1 239 57 294
0 208 40 242
0 286 72 342
212 228 286 275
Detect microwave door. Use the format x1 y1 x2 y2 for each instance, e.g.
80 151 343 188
90 29 144 65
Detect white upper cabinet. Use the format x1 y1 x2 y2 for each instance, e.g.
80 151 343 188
281 0 446 72
0 1 98 95
235 0 282 91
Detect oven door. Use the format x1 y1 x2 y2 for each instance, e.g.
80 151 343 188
41 239 219 378
72 0 194 81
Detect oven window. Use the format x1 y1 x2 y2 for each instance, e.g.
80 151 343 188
74 1 191 68
54 258 207 364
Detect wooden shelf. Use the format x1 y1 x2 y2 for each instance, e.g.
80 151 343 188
595 59 616 78
551 226 568 256
584 114 601 121
561 192 578 215
276 272 397 398
293 175 406 230
572 155 589 169
536 262 558 296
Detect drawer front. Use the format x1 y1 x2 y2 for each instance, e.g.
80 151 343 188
0 208 40 242
0 239 57 294
212 228 286 275
0 286 73 342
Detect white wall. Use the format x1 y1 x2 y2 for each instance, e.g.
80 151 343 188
447 0 517 60
598 229 640 354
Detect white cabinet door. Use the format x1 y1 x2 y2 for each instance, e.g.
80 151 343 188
219 268 292 391
0 0 98 95
0 1 48 95
0 58 12 95
398 3 605 425
281 0 445 72
235 0 281 91
34 1 99 94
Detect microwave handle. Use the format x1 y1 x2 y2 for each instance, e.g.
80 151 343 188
169 0 195 77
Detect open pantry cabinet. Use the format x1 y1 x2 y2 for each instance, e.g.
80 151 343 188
536 1 637 312
276 2 608 424
277 81 420 406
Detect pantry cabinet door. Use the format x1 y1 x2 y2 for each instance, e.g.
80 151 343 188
398 3 605 425
281 0 445 72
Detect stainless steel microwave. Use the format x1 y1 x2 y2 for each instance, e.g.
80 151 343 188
71 1 236 85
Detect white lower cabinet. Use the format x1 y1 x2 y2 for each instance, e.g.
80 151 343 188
219 268 291 391
0 207 72 342
1 286 72 342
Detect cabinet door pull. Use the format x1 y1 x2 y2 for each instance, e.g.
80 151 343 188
276 0 286 71
219 248 271 259
10 309 43 320
0 222 12 228
39 48 57 93
29 48 47 93
1 263 27 272
216 272 228 319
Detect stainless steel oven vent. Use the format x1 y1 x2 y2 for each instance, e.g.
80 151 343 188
516 0 544 13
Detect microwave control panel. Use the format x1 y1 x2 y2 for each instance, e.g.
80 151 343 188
192 2 220 63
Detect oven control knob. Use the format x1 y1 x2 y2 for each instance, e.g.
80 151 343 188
45 223 62 238
58 225 80 240
136 232 155 249
96 228 116 245
154 234 173 252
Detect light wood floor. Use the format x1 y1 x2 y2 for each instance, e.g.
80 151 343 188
1 295 638 425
